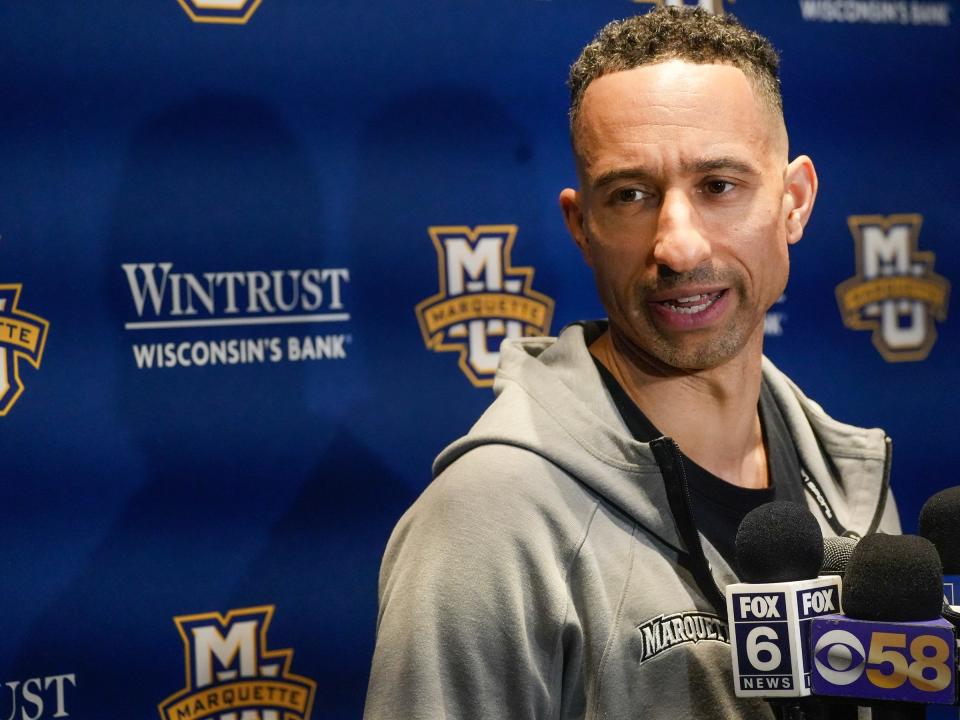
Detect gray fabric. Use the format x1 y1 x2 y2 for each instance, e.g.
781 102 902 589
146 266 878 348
364 321 901 720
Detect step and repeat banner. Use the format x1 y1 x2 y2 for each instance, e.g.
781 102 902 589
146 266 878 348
0 0 956 717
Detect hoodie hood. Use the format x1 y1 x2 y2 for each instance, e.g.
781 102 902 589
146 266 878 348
435 322 686 553
434 321 896 560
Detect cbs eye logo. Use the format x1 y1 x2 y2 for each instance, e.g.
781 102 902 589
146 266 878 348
814 630 951 692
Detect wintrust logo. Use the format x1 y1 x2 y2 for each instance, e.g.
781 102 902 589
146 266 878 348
121 262 353 369
798 1 951 25
1 673 76 719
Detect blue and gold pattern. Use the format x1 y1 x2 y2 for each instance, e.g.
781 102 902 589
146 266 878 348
415 225 555 388
836 214 950 362
159 606 316 720
175 0 262 24
0 285 49 417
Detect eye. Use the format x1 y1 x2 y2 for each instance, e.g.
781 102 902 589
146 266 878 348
703 180 735 195
614 187 652 204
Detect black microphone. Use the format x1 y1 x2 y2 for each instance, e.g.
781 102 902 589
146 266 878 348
726 502 844 719
810 533 955 719
821 536 858 580
919 486 960 610
842 533 945 622
737 501 825 583
917 487 960 720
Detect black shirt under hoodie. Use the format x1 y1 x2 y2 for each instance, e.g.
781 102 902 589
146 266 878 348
593 358 806 576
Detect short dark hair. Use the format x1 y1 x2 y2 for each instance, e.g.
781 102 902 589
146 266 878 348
568 7 782 134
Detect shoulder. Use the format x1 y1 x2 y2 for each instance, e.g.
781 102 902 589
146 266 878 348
388 444 601 577
761 356 887 460
761 356 899 535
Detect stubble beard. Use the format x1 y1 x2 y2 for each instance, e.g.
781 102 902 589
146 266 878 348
620 267 762 373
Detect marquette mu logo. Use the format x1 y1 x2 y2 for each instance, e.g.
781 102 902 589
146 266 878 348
633 0 730 13
415 225 555 388
836 214 950 362
159 606 316 720
177 0 262 24
0 285 49 417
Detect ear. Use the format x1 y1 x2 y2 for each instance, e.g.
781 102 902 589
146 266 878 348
782 155 818 245
559 187 593 266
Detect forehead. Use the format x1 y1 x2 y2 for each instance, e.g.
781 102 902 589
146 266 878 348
575 60 779 180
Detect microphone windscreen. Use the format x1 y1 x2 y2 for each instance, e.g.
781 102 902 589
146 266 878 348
918 486 960 573
821 535 857 576
735 501 824 582
842 533 943 621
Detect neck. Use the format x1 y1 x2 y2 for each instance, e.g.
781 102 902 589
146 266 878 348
591 328 768 489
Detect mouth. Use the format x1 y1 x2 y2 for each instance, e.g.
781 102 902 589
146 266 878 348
655 290 726 315
647 287 730 330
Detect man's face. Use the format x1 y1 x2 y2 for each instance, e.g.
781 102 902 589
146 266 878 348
561 60 815 372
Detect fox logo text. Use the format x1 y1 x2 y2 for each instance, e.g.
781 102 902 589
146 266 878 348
729 590 793 692
633 0 728 14
727 578 842 698
159 605 316 720
739 595 782 619
176 0 262 24
836 214 950 361
415 225 554 387
0 285 49 416
800 588 836 616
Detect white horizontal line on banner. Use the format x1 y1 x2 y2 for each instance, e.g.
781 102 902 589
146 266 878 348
124 314 351 330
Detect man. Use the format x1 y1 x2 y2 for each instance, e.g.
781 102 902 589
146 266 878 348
364 8 899 719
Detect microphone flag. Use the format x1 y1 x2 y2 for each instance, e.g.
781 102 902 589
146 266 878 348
810 614 956 705
727 576 842 697
944 575 960 610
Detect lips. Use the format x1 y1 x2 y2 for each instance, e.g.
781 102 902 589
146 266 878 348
659 291 724 315
647 288 730 329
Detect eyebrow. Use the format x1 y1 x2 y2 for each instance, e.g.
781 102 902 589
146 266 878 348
591 156 761 189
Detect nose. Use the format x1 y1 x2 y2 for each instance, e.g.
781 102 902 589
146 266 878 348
652 189 710 274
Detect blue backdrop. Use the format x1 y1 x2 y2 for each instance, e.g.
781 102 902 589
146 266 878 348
0 1 957 718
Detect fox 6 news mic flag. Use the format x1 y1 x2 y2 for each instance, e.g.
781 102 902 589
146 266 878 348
727 501 842 698
810 533 957 707
727 577 842 697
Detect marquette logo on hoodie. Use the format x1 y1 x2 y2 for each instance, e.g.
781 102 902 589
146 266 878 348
159 605 316 720
176 0 262 24
632 0 728 14
836 214 950 362
636 611 730 665
0 285 49 416
415 225 555 388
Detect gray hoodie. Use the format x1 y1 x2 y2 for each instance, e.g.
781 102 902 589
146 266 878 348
364 321 900 720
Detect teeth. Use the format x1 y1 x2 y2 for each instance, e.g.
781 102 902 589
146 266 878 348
663 292 718 314
668 301 711 314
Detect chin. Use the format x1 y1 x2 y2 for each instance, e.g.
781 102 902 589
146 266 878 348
648 333 750 372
